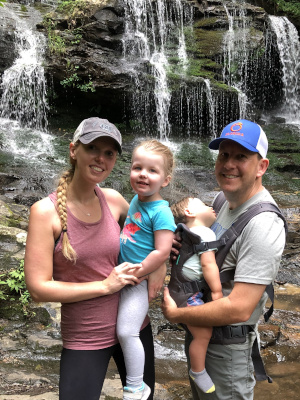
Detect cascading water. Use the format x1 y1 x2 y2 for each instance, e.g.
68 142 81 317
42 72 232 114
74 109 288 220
268 16 300 124
221 0 249 118
0 2 63 196
122 0 192 140
0 7 48 130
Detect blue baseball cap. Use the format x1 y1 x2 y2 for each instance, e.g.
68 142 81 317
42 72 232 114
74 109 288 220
208 119 268 158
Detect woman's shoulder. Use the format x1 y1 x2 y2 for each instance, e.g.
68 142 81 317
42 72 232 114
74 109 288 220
99 187 129 226
30 196 57 220
100 187 126 203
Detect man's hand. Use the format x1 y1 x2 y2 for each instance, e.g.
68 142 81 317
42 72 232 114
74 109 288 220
169 231 182 263
161 287 180 324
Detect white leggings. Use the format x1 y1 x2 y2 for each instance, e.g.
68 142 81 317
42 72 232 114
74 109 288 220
116 280 149 388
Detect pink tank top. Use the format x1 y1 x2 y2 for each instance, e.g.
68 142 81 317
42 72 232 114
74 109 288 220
49 186 121 350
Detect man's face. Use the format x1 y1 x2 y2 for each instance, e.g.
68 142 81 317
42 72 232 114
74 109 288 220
215 140 267 204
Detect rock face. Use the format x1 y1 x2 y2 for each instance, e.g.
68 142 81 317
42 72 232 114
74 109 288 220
33 0 281 134
1 0 297 135
0 6 17 73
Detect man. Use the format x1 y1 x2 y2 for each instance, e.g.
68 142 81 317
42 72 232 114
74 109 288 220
162 119 286 400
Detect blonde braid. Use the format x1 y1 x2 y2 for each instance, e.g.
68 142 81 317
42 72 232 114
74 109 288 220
56 167 77 263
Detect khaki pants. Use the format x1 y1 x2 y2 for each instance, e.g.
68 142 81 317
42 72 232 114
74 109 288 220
185 332 256 400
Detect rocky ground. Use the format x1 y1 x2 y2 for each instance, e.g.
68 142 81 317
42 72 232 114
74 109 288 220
1 122 300 399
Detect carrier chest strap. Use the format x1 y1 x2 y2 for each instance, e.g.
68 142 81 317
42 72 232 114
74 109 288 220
215 200 288 269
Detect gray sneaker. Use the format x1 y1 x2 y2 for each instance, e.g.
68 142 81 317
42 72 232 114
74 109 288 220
123 382 151 400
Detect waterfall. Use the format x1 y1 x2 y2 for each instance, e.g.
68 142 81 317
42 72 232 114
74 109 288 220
122 0 192 140
203 79 216 135
221 0 249 118
0 5 48 131
170 80 239 137
268 16 300 124
0 2 62 187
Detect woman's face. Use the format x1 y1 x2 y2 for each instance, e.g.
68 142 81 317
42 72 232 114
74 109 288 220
70 137 118 184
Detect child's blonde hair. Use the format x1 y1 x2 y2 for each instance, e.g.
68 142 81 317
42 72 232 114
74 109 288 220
171 197 192 224
133 139 175 178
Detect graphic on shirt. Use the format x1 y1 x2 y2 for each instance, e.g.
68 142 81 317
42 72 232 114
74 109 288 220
132 212 142 223
120 221 141 243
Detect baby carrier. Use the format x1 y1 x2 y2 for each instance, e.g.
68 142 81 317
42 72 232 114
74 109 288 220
168 191 288 382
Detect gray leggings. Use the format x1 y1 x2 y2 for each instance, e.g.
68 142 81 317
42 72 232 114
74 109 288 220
116 280 149 388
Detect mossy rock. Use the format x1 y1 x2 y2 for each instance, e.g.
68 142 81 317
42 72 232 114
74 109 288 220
0 298 26 321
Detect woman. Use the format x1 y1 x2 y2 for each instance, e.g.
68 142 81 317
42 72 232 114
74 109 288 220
24 117 163 400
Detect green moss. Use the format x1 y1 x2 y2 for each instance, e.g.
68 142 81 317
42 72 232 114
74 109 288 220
176 141 215 169
194 17 219 29
187 28 224 58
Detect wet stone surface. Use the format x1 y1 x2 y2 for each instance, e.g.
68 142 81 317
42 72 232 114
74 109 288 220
0 126 300 398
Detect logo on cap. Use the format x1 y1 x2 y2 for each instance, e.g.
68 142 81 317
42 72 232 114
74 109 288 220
230 122 243 132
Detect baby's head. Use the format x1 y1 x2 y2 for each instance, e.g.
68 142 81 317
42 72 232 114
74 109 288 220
171 197 216 228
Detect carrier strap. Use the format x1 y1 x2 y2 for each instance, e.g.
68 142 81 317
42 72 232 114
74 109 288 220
214 198 288 269
210 191 287 383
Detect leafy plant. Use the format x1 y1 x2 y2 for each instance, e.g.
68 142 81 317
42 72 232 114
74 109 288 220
0 1 7 8
0 260 32 316
60 64 95 92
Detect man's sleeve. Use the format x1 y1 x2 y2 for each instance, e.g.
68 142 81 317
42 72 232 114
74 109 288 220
231 212 286 285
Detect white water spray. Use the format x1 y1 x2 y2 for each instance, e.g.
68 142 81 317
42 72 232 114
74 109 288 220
269 16 300 124
0 7 48 131
122 0 192 139
221 0 249 118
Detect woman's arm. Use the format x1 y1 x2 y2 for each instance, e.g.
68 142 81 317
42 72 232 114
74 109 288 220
24 198 139 304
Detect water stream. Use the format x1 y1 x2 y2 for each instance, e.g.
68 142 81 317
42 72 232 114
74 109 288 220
122 0 193 139
0 3 48 131
221 0 250 118
268 15 300 124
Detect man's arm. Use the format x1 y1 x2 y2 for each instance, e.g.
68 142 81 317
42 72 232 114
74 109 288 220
161 282 266 327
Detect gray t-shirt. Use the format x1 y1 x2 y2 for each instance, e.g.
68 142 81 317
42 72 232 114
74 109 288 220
211 188 286 348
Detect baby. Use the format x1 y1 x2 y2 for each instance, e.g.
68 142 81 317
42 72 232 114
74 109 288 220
170 197 223 394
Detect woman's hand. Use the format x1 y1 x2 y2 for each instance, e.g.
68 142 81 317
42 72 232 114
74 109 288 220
147 263 166 301
102 262 141 295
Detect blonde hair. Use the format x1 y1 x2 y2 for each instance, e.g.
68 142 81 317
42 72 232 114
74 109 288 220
56 151 78 263
133 139 175 178
171 197 191 224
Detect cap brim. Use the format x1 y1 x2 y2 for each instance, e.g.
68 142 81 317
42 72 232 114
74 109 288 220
208 137 259 154
79 132 122 154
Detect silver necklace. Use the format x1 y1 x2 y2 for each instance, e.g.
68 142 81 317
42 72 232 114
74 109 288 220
73 202 92 216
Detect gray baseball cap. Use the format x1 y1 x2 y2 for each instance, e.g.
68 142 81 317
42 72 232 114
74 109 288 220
73 117 122 154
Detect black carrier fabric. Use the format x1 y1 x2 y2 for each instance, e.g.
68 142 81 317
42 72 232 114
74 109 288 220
168 191 288 383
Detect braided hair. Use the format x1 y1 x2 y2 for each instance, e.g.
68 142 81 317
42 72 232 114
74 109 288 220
56 153 77 263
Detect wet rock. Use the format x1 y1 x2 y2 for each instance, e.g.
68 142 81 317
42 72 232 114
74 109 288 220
0 6 17 73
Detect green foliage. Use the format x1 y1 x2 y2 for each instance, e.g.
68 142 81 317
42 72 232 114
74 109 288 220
0 260 31 316
43 16 66 54
70 28 83 44
267 0 300 17
57 0 88 15
60 63 95 92
0 0 6 8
